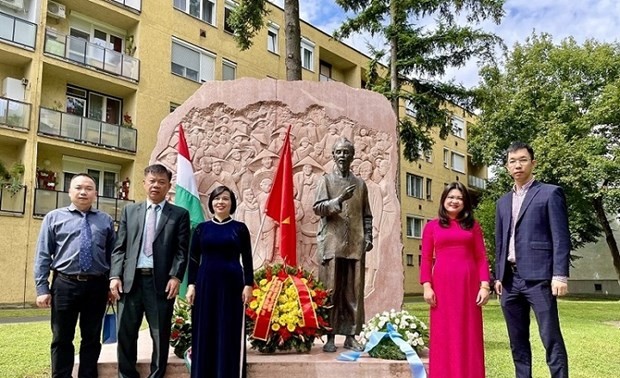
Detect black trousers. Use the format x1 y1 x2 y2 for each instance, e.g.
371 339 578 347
50 274 108 378
117 274 175 378
500 268 569 378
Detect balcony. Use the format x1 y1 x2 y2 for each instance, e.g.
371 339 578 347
468 175 487 190
43 29 140 82
0 185 26 215
33 188 133 223
0 96 30 131
39 107 137 153
109 0 142 12
0 11 36 49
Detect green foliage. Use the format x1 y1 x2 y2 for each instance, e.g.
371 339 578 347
0 160 25 196
335 0 505 161
229 0 270 50
470 33 620 278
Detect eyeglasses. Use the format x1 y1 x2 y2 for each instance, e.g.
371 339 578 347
507 158 531 166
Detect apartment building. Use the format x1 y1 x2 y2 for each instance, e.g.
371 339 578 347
0 0 486 304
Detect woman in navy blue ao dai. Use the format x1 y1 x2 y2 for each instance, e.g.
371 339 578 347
186 186 254 378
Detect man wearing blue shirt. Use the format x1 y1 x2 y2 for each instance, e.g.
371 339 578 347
34 173 116 378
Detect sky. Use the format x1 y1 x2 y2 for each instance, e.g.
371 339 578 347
272 0 620 88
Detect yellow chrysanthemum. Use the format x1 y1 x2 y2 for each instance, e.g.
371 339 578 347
287 323 296 332
252 289 261 297
271 323 280 331
249 300 258 309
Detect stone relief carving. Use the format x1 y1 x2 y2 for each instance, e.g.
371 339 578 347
150 78 403 318
155 97 397 299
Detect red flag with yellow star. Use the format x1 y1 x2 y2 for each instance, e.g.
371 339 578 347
265 125 297 265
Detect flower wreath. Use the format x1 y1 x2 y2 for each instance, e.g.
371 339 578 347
170 297 192 358
245 264 332 353
359 309 429 360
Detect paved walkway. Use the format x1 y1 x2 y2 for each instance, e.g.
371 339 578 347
0 315 49 324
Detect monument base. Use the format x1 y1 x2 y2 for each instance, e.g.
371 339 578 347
74 330 429 377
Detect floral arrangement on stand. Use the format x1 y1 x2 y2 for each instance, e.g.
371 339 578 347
359 309 429 360
170 297 192 359
245 264 332 353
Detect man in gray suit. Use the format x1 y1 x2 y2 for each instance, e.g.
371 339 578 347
110 164 190 378
495 142 570 378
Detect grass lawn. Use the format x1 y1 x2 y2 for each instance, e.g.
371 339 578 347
405 296 620 378
1 297 618 377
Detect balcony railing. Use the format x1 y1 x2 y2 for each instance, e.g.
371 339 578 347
468 175 487 190
0 11 36 49
33 188 134 223
43 29 140 81
39 107 137 152
0 185 26 215
0 96 30 131
109 0 142 12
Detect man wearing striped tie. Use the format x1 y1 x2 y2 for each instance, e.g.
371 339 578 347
34 173 116 377
110 164 190 378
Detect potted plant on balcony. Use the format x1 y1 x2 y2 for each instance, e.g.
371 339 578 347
124 35 137 56
0 161 25 196
122 113 133 128
36 167 57 190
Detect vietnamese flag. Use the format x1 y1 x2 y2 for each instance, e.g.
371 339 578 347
265 125 297 265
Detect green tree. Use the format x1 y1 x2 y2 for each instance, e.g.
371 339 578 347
334 0 504 161
229 0 302 80
470 33 620 283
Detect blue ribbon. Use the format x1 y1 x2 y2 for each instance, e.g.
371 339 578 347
336 323 427 378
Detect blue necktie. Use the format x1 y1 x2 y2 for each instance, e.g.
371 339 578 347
79 212 93 272
144 205 160 257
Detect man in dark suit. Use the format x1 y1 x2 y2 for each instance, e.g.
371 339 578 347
495 142 570 378
110 164 190 378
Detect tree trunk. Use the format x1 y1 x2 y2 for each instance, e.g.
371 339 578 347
592 196 620 285
284 0 302 81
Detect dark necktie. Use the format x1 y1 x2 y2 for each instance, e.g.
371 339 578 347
79 212 93 272
144 205 160 257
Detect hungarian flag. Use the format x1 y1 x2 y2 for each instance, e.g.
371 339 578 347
265 125 297 265
175 124 205 296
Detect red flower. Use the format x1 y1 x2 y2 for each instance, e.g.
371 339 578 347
171 329 180 340
277 268 288 280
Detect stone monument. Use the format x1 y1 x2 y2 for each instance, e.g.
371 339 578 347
149 78 403 319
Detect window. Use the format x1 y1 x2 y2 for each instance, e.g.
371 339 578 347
443 148 450 168
267 23 279 54
594 283 602 292
301 38 314 71
451 152 465 173
405 100 416 117
174 0 215 25
223 0 236 34
452 116 465 138
426 178 432 200
406 254 414 266
171 38 215 83
65 85 122 125
222 59 236 80
406 216 424 238
319 61 332 82
62 156 121 198
424 149 432 163
406 173 424 199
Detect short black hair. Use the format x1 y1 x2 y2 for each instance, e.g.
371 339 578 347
506 141 534 161
438 181 474 230
207 185 237 215
70 173 97 187
144 164 172 181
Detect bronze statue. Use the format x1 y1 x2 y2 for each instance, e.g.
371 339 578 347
313 137 373 352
